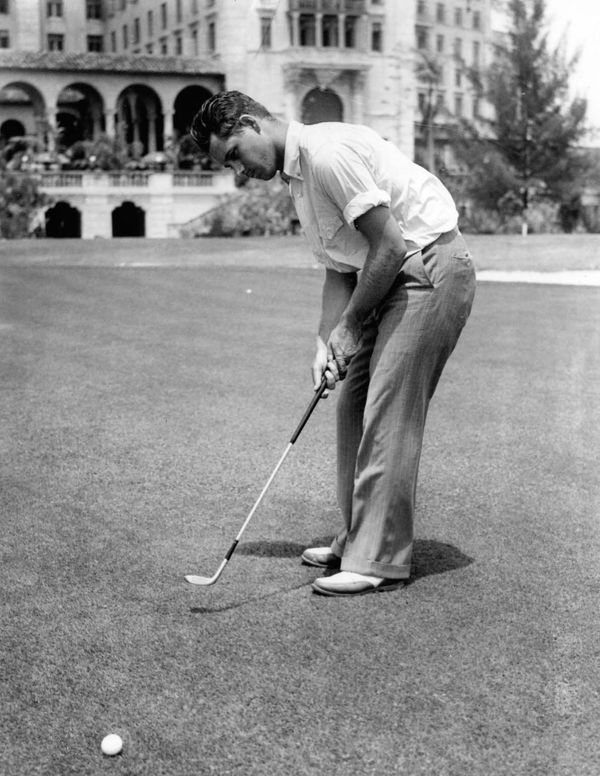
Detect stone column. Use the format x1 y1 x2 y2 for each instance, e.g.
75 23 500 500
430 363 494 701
117 103 128 146
338 13 346 49
290 11 299 46
351 71 367 124
163 110 174 150
315 13 323 47
358 13 368 51
105 106 118 140
34 113 46 150
45 109 58 152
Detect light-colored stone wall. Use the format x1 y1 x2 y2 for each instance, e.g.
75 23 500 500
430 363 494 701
415 0 493 123
212 0 416 153
2 1 496 153
100 0 418 152
11 0 40 51
0 1 497 238
39 171 236 238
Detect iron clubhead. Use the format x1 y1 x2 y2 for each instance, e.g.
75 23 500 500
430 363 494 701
185 574 218 586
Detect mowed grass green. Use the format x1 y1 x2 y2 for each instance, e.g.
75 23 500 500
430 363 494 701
3 231 600 271
1 238 599 775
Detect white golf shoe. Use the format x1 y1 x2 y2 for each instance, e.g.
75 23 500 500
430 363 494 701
301 546 341 569
311 571 405 597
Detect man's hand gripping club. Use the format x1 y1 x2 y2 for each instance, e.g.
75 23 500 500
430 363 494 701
311 206 409 396
312 316 362 394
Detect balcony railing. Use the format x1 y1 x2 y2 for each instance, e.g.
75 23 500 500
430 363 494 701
289 0 366 12
108 172 150 187
172 172 215 187
37 172 84 187
35 171 221 188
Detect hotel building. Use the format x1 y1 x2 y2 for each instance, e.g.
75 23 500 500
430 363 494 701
0 0 492 237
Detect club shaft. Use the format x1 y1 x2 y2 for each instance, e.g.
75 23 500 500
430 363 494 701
231 379 327 545
290 379 327 443
202 444 292 584
187 378 327 586
235 442 293 544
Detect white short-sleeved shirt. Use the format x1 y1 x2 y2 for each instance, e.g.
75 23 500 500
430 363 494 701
282 120 459 273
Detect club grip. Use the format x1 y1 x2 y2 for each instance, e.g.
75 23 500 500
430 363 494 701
224 539 239 561
289 378 327 445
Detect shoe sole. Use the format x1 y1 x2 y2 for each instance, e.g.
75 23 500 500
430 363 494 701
311 579 405 597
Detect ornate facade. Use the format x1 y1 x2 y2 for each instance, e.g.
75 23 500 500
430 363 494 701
0 0 419 154
0 0 492 237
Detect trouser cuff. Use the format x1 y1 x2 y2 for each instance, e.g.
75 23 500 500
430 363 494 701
340 556 411 580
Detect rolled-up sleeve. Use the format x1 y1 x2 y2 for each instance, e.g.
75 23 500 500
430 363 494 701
313 146 391 228
343 190 391 226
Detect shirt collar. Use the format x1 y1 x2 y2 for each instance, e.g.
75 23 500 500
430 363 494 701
282 120 304 183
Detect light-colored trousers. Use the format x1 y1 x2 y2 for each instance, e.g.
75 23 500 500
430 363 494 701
330 229 476 579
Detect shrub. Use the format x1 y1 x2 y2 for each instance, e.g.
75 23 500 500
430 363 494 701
581 205 600 233
181 176 297 238
0 172 49 238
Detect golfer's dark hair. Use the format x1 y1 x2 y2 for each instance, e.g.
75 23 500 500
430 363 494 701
190 91 274 152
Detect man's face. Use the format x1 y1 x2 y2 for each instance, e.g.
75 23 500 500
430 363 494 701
209 123 278 181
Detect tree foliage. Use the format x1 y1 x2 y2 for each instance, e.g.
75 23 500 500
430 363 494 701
456 0 588 227
1 135 44 171
66 134 128 171
0 172 49 239
0 137 50 238
181 177 297 238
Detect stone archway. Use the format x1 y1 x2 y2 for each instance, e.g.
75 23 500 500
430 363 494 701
45 201 82 238
0 118 25 145
173 85 213 140
301 88 343 124
56 83 105 149
112 201 145 237
116 85 163 156
0 82 47 147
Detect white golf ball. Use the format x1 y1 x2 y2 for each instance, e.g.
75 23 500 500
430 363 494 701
246 288 252 294
101 734 123 756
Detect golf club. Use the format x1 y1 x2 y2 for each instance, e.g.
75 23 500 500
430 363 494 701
185 377 328 587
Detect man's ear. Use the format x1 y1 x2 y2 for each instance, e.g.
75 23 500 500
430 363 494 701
238 114 260 132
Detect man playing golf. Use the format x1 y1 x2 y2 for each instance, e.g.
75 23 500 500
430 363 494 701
191 91 476 597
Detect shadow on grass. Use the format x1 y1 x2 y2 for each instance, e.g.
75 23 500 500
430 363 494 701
239 536 473 584
189 541 316 615
189 538 472 613
238 540 313 558
189 579 312 615
409 539 473 584
235 537 474 583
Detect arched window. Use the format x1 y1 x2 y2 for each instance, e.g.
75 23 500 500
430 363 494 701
0 119 25 145
45 202 82 238
112 201 146 237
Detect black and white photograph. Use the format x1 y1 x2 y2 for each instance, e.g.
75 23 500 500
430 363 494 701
1 1 599 773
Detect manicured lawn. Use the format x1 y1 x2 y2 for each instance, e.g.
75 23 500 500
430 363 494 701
1 237 599 775
2 231 600 272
